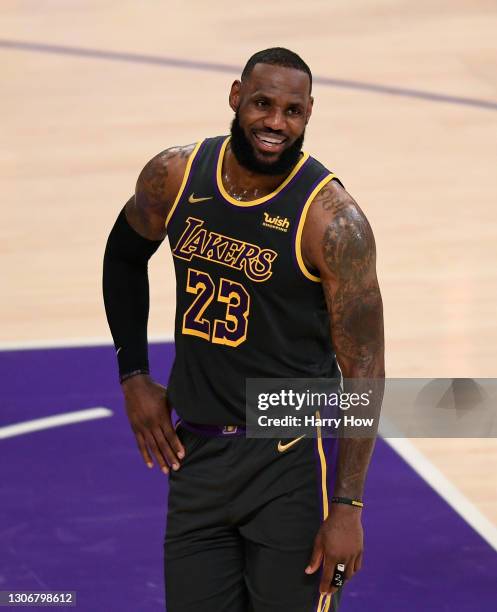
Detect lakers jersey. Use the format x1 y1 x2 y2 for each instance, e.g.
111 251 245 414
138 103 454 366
166 135 340 425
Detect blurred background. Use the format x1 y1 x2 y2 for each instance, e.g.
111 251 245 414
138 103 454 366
1 1 496 610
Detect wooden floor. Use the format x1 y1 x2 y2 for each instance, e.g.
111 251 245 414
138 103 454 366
2 1 497 526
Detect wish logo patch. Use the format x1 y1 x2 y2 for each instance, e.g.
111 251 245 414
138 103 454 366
262 212 290 232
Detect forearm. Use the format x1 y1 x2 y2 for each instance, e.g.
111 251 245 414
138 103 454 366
334 357 385 500
333 438 374 499
327 272 384 501
102 206 163 380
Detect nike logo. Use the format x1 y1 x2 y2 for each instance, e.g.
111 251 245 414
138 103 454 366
188 193 213 204
277 435 305 453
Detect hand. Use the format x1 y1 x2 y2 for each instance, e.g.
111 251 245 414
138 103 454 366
122 374 185 475
305 504 363 596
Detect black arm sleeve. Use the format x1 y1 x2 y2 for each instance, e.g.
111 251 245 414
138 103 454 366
103 206 163 382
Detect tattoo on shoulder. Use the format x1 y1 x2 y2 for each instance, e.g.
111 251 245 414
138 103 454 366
314 182 350 214
319 185 375 280
166 143 196 159
137 143 195 208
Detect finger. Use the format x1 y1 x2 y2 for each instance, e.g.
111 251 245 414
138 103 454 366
153 428 181 471
354 552 363 573
144 431 169 475
327 558 350 594
162 423 185 460
134 431 153 468
305 539 323 574
345 557 355 581
319 556 337 595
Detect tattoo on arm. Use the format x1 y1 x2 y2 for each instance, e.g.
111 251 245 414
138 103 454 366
129 143 195 240
136 144 194 208
313 183 349 213
333 438 375 499
315 184 385 501
320 189 384 377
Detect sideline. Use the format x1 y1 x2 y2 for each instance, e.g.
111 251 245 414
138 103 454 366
385 436 497 552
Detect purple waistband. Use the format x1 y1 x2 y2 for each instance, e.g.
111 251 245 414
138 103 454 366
179 420 246 437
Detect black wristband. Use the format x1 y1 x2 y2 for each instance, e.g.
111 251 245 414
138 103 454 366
330 496 364 508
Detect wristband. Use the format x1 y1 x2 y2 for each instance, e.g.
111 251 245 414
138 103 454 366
330 496 364 508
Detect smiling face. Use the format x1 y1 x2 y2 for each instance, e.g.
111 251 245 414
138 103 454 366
229 63 313 175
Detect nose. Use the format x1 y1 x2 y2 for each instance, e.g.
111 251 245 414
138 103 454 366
263 108 286 132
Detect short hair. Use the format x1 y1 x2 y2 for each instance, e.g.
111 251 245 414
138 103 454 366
241 47 312 93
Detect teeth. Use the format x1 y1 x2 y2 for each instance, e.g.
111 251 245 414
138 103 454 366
256 133 285 145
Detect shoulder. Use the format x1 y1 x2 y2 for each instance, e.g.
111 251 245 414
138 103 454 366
124 143 197 241
302 178 376 279
135 143 197 212
311 179 371 239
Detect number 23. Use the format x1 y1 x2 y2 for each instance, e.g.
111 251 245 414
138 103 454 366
182 268 250 347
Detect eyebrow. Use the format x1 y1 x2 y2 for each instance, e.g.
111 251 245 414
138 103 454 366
249 90 306 105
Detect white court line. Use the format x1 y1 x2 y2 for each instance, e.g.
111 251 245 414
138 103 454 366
384 437 497 552
0 407 113 439
0 335 174 351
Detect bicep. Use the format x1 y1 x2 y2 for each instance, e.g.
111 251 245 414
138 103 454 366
309 192 384 376
125 191 167 242
321 274 384 376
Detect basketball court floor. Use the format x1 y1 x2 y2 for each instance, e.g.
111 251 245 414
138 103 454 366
1 1 497 610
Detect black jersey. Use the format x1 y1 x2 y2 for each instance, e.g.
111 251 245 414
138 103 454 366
166 135 340 425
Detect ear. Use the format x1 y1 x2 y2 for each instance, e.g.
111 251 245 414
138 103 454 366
229 80 241 112
305 96 314 125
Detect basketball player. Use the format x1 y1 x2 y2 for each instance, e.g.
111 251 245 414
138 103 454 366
103 48 384 612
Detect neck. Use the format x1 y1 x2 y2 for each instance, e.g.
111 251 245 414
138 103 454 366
222 145 295 201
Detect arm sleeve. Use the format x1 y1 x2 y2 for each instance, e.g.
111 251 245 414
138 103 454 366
102 206 164 381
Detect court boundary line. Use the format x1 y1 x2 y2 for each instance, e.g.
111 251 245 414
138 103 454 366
1 39 496 111
0 407 113 439
385 437 497 552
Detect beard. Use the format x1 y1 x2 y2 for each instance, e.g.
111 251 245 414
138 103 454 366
229 111 305 176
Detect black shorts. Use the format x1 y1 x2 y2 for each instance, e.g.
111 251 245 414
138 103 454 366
164 423 342 612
